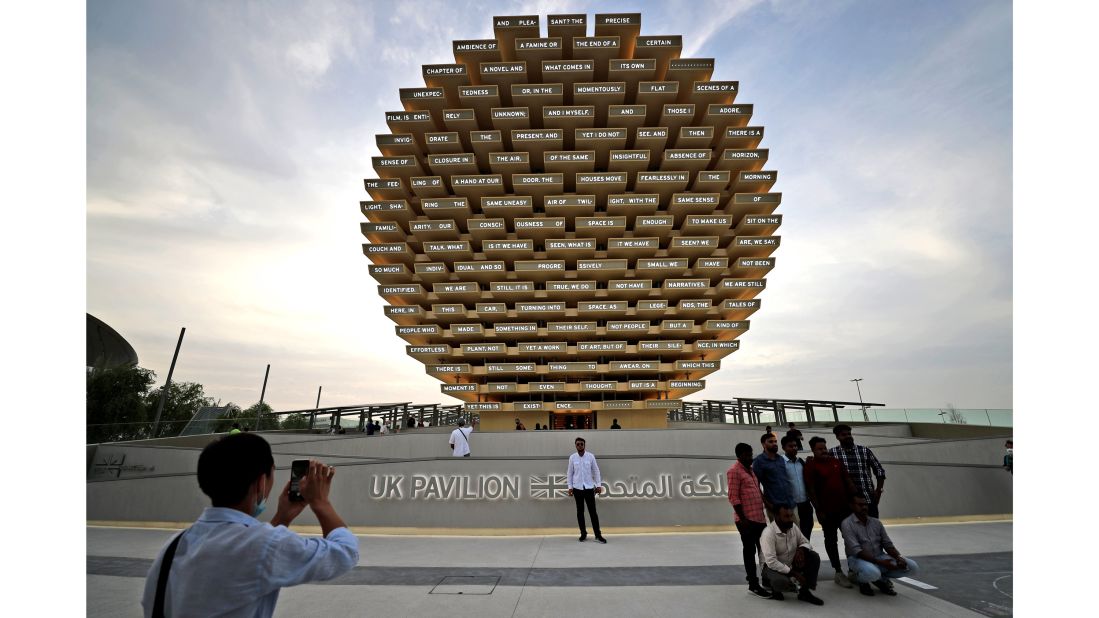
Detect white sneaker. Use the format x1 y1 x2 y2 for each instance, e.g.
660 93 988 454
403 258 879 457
834 571 854 588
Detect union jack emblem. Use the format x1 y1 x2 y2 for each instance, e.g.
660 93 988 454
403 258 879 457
529 474 569 499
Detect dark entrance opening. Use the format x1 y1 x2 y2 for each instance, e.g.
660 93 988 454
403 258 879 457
552 412 595 430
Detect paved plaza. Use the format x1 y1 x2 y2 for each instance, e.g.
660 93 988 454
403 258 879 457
87 520 1011 617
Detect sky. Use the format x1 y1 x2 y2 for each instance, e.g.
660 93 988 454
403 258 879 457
85 0 1013 412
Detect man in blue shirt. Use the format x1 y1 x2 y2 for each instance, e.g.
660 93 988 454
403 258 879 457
141 433 359 617
781 435 814 541
752 432 793 521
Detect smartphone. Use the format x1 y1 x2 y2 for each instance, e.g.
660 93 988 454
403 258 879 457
289 459 309 502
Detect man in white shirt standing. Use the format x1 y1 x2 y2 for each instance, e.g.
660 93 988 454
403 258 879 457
566 436 606 543
449 418 474 457
760 503 824 605
141 433 359 617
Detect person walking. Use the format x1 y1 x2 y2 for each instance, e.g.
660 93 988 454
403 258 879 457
566 436 606 543
829 425 886 518
448 418 474 457
803 436 856 588
727 442 771 598
786 422 804 450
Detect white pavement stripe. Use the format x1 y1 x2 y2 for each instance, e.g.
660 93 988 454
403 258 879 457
897 576 938 590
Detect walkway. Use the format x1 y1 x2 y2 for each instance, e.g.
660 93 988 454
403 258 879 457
87 521 1012 617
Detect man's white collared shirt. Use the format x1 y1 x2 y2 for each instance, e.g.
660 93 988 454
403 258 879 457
567 451 601 490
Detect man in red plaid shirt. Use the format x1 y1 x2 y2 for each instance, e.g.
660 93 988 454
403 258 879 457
728 442 771 598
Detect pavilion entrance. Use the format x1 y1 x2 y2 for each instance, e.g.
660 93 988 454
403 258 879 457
551 411 595 430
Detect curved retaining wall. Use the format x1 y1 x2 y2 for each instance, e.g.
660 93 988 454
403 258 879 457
86 427 1012 529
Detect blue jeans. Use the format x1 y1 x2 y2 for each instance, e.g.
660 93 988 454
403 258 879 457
847 554 919 583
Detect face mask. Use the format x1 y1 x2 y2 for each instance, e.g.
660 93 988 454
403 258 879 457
252 480 267 518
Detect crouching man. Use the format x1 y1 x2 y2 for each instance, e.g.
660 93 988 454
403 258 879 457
760 503 824 605
841 494 920 596
142 433 359 617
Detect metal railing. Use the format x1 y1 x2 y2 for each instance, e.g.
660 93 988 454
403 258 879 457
670 407 1012 428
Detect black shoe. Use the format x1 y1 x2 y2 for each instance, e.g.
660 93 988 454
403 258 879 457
874 579 897 596
770 591 785 601
748 584 772 598
858 583 875 596
798 589 824 605
578 534 587 542
595 536 607 544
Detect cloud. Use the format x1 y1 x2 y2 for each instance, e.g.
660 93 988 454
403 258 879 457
86 1 1012 411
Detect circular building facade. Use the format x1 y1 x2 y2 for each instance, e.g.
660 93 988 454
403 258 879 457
362 13 780 431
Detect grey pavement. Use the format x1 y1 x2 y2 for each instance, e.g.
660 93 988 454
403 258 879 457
87 521 1012 617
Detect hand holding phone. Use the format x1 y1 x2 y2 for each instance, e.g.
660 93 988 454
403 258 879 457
289 459 309 502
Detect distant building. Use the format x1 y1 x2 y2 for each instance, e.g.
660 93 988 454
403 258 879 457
87 313 139 368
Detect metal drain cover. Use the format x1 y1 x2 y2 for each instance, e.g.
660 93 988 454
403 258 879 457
430 575 500 595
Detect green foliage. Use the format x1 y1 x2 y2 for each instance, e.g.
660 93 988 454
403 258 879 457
212 402 280 433
244 402 280 431
280 413 310 430
209 403 244 433
86 364 156 443
88 366 294 441
145 381 216 439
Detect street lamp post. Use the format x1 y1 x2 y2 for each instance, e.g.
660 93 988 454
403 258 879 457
850 378 869 422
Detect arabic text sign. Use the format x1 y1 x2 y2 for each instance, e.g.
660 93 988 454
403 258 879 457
362 472 728 501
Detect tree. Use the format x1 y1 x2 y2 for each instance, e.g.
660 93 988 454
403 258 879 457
210 403 244 434
86 364 156 443
243 402 280 431
281 413 310 430
944 403 968 425
145 381 216 438
213 402 280 432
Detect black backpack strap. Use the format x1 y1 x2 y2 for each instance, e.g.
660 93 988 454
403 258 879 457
152 529 187 618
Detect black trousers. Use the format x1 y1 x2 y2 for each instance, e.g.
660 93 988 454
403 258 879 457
572 488 601 536
735 519 767 586
869 495 880 519
796 500 815 541
763 549 821 592
818 511 849 572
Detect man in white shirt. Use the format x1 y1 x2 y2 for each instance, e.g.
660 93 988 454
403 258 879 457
760 504 824 605
141 433 359 617
449 418 474 457
566 436 606 543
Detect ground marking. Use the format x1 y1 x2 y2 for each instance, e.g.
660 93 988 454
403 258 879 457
992 574 1012 598
897 576 937 590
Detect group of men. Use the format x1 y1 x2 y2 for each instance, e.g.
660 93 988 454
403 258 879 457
727 423 920 605
145 421 923 615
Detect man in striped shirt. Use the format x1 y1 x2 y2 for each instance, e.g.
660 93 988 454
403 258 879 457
727 442 771 598
829 425 886 518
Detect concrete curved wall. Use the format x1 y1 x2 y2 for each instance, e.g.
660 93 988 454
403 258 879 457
87 427 1011 529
